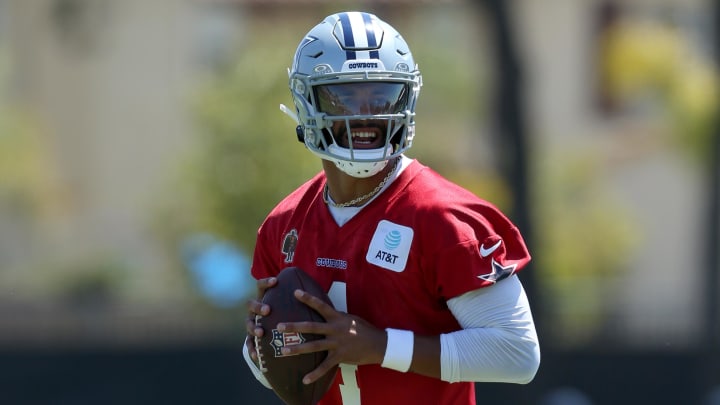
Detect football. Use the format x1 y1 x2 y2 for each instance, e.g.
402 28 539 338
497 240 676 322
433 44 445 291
254 266 338 405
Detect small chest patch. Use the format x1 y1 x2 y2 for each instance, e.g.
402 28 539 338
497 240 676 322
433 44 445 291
366 220 414 272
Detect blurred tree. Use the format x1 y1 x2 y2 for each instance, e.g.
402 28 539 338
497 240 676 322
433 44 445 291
51 258 128 310
600 15 719 165
188 35 320 252
0 48 70 293
0 52 64 224
535 152 639 344
597 3 720 349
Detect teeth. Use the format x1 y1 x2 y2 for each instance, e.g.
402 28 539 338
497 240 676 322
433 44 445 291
352 131 375 139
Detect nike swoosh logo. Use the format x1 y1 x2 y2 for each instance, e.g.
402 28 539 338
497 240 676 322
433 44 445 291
479 240 502 258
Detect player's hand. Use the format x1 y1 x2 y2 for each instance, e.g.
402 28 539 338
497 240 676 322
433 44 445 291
245 276 278 365
275 289 387 385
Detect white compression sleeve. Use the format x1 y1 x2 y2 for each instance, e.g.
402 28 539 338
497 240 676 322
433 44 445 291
242 336 272 389
440 275 540 384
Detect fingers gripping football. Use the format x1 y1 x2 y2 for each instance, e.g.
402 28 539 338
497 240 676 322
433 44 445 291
244 276 276 364
279 289 387 385
252 267 339 405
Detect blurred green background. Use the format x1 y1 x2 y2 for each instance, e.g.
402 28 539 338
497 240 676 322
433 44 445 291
0 0 718 404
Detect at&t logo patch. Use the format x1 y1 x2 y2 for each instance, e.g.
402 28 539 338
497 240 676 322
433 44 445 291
366 220 413 272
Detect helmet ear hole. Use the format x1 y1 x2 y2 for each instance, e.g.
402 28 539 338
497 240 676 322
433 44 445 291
296 126 304 142
390 131 402 147
320 128 334 146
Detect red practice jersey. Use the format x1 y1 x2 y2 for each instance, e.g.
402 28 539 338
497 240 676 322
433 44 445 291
251 159 531 405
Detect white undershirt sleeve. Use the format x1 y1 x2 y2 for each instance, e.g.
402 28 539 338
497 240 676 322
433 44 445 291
440 275 540 384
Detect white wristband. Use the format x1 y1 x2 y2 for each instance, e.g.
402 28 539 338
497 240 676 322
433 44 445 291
381 328 414 372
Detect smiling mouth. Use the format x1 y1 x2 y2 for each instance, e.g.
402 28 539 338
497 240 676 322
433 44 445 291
352 130 378 147
337 125 384 149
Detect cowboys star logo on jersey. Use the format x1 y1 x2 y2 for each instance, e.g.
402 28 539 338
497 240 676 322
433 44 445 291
478 259 517 283
476 235 517 283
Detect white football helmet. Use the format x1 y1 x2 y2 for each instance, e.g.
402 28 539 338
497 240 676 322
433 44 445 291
282 11 422 178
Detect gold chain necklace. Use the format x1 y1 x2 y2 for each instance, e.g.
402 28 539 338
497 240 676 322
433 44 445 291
323 159 399 208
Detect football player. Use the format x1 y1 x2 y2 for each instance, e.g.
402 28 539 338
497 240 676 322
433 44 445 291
244 11 540 404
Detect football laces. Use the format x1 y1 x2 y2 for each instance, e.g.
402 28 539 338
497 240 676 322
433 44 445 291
254 314 268 372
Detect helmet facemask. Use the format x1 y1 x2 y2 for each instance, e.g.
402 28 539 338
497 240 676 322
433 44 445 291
316 81 413 177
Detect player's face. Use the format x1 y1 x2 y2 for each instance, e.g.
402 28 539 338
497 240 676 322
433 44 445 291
315 82 408 150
